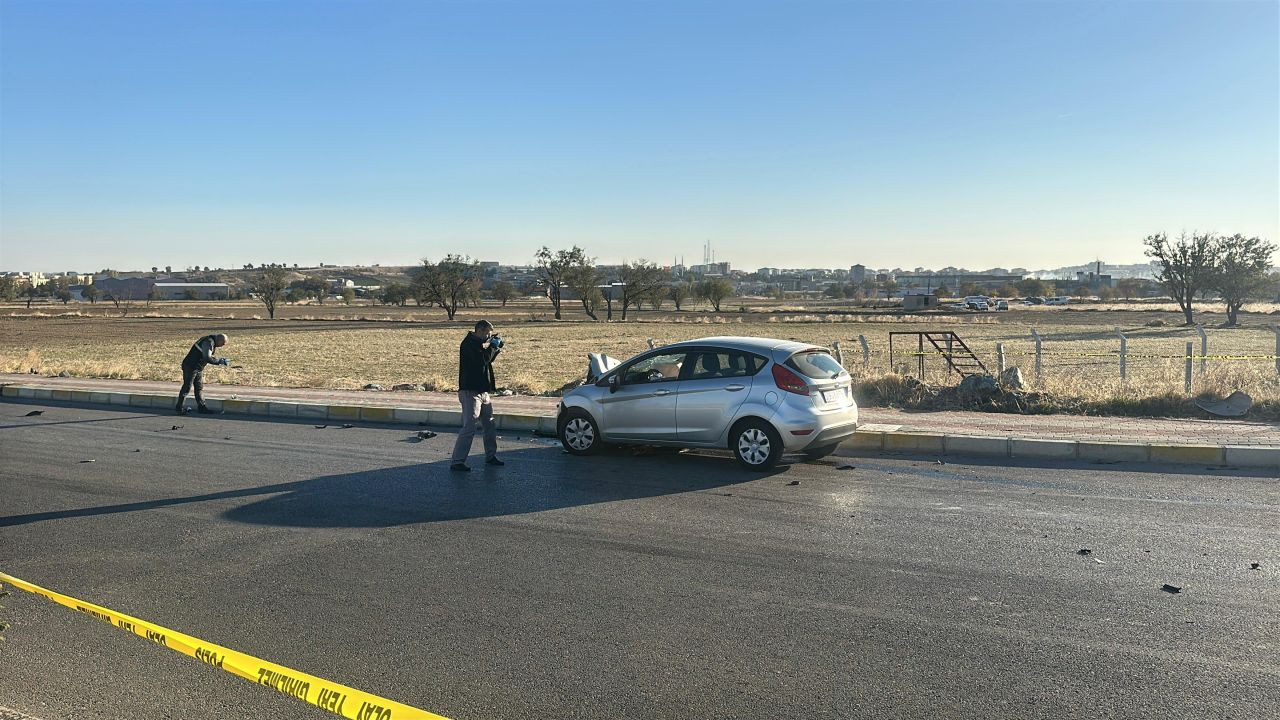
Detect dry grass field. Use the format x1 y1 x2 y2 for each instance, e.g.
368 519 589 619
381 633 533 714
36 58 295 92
4 298 1279 418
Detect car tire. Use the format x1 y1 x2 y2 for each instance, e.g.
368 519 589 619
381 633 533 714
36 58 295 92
730 418 783 471
559 408 602 456
801 443 840 461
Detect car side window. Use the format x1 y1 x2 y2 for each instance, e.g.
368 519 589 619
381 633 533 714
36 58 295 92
687 350 754 380
621 352 686 385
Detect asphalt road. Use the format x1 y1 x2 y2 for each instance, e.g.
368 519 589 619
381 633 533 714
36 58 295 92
1 402 1277 720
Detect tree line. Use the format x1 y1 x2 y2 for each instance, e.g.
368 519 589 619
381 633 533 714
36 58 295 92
244 247 737 320
1145 232 1277 325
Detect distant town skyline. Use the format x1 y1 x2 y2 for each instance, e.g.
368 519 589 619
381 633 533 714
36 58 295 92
1 1 1275 271
3 256 1156 280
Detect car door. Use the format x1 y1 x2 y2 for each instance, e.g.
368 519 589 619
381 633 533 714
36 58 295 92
599 351 686 441
675 348 759 444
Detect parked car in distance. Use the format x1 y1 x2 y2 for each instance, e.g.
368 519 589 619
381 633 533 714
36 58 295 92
558 336 859 470
1045 296 1070 306
996 299 1009 310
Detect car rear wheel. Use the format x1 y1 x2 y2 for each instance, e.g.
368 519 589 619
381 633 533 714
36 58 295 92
559 408 602 455
802 443 840 461
731 419 783 471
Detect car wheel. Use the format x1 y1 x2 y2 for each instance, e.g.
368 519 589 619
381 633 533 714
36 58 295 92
731 419 783 471
801 443 840 461
559 408 601 455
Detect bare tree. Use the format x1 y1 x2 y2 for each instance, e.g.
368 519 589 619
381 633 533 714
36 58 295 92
600 284 618 320
492 281 517 307
1210 234 1276 326
619 260 666 320
1144 232 1216 325
105 292 135 317
412 255 481 321
649 286 667 311
534 246 589 319
670 282 692 310
697 278 734 312
564 263 602 320
82 285 99 304
253 266 289 319
379 282 411 306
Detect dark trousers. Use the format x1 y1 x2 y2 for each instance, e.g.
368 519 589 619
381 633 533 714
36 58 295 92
177 362 205 408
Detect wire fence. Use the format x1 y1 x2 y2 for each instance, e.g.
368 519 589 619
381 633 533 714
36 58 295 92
831 325 1280 395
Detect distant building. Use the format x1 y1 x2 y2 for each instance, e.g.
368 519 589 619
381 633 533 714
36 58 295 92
689 261 732 276
849 264 867 284
894 272 1022 292
94 276 155 300
94 277 229 300
902 293 941 311
152 282 230 300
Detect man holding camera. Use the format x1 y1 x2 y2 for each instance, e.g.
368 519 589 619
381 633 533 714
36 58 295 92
451 320 505 471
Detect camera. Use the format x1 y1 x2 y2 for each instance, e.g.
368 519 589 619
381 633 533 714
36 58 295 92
490 335 504 349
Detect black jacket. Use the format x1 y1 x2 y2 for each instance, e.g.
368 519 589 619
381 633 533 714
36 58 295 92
458 333 500 393
182 335 221 369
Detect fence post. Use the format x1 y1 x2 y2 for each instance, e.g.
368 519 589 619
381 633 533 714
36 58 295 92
1273 326 1280 377
1030 329 1042 384
832 341 845 367
945 333 955 377
996 342 1005 374
859 334 870 367
1196 324 1207 375
1116 328 1127 383
1185 342 1193 393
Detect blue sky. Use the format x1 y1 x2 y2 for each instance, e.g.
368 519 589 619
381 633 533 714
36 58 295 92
1 0 1276 272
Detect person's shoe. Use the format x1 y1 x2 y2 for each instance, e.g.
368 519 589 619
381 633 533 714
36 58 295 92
175 406 189 415
196 405 220 414
485 457 505 466
450 463 470 472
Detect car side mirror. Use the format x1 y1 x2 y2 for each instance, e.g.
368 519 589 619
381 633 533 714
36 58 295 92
607 374 620 393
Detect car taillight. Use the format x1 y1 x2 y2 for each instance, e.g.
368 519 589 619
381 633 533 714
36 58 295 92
771 363 809 395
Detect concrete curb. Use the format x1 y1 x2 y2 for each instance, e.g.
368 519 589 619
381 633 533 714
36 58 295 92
1 383 563 436
836 430 1280 469
4 383 1278 470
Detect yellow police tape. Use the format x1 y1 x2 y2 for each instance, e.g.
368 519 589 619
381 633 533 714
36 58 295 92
0 570 451 720
893 350 1279 360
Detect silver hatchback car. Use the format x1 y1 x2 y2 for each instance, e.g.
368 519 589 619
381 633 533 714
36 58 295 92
557 336 859 470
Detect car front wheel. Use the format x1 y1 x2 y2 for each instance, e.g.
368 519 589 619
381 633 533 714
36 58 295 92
559 408 602 455
731 419 783 470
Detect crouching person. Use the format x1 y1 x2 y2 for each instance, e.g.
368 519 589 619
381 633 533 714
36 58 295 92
176 333 229 414
451 320 505 471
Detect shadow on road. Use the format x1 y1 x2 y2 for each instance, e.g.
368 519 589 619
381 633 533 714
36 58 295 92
0 447 775 528
222 448 774 527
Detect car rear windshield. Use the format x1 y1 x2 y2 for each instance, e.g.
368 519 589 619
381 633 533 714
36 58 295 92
786 350 845 379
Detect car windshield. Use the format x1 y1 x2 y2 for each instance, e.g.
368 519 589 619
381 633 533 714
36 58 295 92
786 350 844 379
622 352 685 384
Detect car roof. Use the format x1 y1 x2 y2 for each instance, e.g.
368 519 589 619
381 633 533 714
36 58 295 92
659 335 818 355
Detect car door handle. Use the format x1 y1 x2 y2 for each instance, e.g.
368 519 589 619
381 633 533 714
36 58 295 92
653 389 671 396
725 384 746 391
